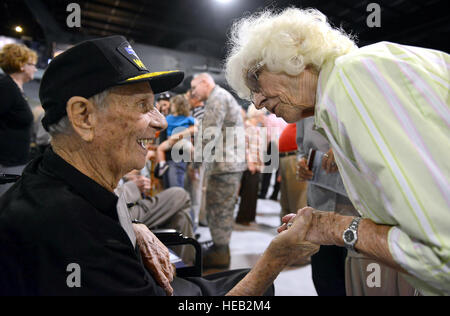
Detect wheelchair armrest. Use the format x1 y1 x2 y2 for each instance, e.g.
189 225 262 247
152 228 178 236
0 174 21 184
153 229 203 277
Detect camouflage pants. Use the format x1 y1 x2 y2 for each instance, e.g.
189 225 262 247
205 172 243 246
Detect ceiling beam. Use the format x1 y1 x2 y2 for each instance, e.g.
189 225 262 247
80 6 219 42
87 0 209 35
358 0 449 40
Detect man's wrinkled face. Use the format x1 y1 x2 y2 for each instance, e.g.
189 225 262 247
93 82 167 175
250 69 316 123
190 77 208 102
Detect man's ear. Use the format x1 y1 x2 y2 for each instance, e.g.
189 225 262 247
66 96 96 142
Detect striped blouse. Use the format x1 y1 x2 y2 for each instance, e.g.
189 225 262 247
245 123 263 166
314 42 450 295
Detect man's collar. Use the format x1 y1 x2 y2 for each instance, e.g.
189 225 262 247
39 148 119 221
207 84 219 99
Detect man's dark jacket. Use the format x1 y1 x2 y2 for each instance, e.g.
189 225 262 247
0 149 167 295
0 149 259 296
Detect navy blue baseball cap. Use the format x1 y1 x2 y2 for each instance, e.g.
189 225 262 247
40 35 184 131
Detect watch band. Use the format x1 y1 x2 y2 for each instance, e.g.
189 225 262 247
343 217 362 252
348 217 362 232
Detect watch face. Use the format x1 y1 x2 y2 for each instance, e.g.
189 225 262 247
344 230 355 242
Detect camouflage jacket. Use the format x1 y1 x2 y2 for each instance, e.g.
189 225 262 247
194 85 247 175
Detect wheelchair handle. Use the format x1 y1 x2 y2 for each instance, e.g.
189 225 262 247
0 174 21 184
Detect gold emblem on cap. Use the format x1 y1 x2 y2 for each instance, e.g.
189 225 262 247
133 58 147 70
125 70 179 82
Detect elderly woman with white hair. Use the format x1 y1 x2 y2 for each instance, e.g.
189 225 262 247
225 8 450 296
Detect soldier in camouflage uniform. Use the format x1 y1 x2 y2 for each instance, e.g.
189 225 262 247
191 73 247 269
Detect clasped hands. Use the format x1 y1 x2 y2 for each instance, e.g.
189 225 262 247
132 206 335 296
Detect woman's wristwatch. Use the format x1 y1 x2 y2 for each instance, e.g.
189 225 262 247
343 217 362 252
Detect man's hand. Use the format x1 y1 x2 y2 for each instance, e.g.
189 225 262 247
132 223 176 296
132 175 151 195
296 157 313 181
124 171 151 195
268 208 319 266
321 149 338 174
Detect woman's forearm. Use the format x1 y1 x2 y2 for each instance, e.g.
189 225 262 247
314 213 407 274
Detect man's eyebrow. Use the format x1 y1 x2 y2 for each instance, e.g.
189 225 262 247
133 92 154 99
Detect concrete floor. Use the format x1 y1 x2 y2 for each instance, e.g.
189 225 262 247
196 198 317 296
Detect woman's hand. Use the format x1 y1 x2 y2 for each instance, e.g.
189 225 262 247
268 208 319 266
322 149 338 174
296 157 313 181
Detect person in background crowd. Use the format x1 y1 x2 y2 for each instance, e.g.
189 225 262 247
225 7 449 295
184 89 206 228
191 73 247 269
235 104 265 226
156 92 172 116
29 105 51 160
156 94 195 188
278 123 307 219
186 89 205 122
118 169 195 265
259 112 287 200
278 124 311 267
154 92 172 149
0 43 37 196
297 117 360 295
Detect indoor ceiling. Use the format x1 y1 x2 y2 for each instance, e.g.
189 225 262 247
1 0 449 60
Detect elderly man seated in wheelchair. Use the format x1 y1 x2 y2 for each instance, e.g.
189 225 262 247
0 36 318 296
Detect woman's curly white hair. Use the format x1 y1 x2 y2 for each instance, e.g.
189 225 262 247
225 7 357 100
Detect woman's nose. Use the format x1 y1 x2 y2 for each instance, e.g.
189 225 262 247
253 93 266 110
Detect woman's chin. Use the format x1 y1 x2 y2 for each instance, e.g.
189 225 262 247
280 107 304 123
